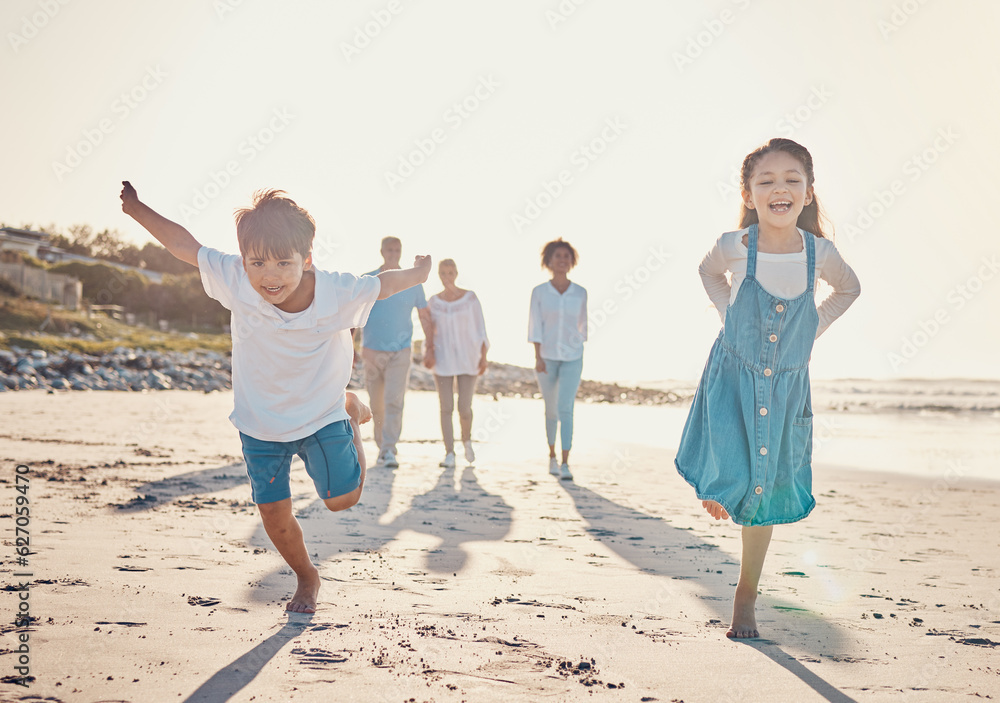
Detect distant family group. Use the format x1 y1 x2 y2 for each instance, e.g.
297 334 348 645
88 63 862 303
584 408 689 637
120 136 860 638
355 235 585 483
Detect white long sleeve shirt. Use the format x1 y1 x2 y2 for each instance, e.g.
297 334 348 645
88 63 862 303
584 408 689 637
527 281 588 361
427 291 489 377
698 228 860 337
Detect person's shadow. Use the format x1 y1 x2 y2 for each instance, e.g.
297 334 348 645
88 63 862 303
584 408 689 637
120 460 853 702
120 456 513 579
122 458 512 702
559 481 858 703
181 616 313 703
387 463 513 572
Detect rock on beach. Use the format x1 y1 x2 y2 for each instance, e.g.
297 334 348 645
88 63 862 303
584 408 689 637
0 347 686 406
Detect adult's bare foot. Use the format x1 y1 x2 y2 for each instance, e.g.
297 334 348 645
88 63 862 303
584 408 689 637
726 585 760 638
346 391 372 425
702 500 729 520
286 566 321 614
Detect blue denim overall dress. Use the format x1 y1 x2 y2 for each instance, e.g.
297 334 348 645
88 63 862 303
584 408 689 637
675 224 819 526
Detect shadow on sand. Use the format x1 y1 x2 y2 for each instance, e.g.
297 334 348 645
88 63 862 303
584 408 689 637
129 459 512 702
559 481 858 703
181 615 313 703
122 457 854 702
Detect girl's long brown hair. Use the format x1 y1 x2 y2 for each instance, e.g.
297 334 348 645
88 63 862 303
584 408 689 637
738 138 830 239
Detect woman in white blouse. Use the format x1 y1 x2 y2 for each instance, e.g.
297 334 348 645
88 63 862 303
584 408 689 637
421 259 489 469
527 239 587 482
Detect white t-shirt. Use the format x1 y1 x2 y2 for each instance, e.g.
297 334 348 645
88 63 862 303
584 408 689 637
198 246 381 442
427 291 489 377
527 281 588 361
698 228 861 337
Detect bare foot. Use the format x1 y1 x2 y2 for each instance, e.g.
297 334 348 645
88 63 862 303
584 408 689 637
702 500 729 520
286 566 321 613
726 585 760 638
346 391 372 425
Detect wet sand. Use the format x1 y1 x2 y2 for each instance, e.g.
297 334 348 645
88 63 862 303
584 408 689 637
1 390 998 702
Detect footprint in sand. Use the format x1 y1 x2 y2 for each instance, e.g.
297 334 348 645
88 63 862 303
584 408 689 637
186 596 221 607
292 647 348 667
954 637 1000 647
308 623 349 632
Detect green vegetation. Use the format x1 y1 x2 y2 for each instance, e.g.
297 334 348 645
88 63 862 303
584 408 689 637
3 221 226 327
0 294 231 355
45 260 228 326
45 223 196 275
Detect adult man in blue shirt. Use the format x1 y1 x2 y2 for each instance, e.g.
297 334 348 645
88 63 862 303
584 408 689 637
362 236 430 468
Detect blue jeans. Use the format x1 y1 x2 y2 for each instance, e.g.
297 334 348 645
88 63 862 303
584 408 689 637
536 356 583 452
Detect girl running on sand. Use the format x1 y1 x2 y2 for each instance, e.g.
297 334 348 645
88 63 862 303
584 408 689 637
675 138 860 638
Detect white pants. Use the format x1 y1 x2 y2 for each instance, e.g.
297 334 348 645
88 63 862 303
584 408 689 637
362 347 411 455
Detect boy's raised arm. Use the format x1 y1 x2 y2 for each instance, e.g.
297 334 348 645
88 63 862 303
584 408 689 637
120 181 202 268
376 255 431 300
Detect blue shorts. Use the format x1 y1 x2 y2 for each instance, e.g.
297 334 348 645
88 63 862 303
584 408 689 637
239 420 361 505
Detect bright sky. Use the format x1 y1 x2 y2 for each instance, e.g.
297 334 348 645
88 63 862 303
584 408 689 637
4 0 1000 382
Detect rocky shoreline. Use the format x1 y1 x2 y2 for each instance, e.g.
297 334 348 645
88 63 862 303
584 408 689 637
0 347 688 405
407 360 688 406
0 347 231 392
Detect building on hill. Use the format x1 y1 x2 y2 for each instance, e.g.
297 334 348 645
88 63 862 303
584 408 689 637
39 248 164 284
0 226 163 284
0 227 48 259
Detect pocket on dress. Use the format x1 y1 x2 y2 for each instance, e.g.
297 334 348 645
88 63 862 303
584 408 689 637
791 415 813 469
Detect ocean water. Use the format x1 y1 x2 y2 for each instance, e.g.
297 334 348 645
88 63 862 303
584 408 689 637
645 377 1000 416
610 378 1000 483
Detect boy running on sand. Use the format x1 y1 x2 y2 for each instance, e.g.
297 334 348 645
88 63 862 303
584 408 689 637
120 182 430 613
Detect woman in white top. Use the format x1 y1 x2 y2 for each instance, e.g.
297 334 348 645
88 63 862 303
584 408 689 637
527 239 587 482
421 259 489 469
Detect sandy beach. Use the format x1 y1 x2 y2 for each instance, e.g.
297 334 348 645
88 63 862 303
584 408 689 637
1 389 998 702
